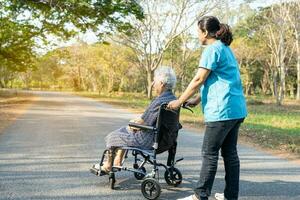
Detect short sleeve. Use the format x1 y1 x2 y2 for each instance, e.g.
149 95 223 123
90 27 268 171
199 45 220 71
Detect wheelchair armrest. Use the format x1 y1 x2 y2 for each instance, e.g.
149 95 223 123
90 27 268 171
128 122 156 131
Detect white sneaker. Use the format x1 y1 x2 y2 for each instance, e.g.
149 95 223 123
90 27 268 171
177 194 198 200
93 163 100 170
215 193 226 200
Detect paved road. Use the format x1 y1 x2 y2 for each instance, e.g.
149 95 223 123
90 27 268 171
0 91 299 200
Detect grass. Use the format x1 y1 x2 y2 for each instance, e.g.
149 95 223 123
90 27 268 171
75 91 300 155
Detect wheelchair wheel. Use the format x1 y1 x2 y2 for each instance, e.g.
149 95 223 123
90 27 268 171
134 166 146 180
141 178 161 200
164 167 182 186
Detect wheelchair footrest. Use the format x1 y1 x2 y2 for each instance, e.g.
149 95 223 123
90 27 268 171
90 167 99 176
90 166 109 176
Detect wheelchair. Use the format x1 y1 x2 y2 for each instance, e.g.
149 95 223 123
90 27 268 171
90 102 192 200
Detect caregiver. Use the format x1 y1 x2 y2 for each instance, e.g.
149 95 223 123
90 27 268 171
167 16 247 200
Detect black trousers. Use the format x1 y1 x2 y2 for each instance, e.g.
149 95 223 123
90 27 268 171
194 118 244 200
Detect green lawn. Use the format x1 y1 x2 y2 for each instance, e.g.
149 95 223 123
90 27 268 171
75 91 300 155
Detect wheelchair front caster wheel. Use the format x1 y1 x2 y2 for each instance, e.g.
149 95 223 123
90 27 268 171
109 173 116 189
134 166 146 180
164 167 182 186
141 178 161 200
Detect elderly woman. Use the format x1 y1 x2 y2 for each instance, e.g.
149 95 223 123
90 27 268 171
91 66 177 175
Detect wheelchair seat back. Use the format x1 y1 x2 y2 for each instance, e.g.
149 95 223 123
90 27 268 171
155 103 181 154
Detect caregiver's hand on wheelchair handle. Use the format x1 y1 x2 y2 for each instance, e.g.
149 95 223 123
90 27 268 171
167 99 182 110
167 99 195 113
185 96 201 108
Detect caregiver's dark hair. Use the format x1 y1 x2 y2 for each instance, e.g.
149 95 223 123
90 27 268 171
197 16 233 46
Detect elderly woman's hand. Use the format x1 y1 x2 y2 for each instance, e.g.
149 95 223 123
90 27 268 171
128 118 144 132
167 99 182 110
127 124 140 132
129 118 144 124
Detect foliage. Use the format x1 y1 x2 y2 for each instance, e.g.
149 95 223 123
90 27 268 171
232 2 299 101
163 34 200 92
0 0 144 87
112 0 213 98
29 42 145 92
2 0 300 104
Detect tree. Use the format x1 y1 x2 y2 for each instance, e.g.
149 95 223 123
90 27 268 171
163 34 200 93
232 1 298 103
232 37 265 96
3 0 143 39
0 18 36 87
0 0 144 87
261 2 296 105
31 41 141 92
232 10 270 96
112 0 219 98
286 1 300 100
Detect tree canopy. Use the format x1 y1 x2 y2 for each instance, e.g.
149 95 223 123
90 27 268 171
0 0 144 87
1 0 300 103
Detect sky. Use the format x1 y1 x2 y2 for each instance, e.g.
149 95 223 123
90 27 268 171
35 0 285 55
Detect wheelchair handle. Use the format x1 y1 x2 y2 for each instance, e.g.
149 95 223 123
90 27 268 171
162 103 178 114
182 102 194 113
128 122 156 131
162 102 193 113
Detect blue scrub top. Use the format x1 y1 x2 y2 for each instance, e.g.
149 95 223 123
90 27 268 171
199 40 247 122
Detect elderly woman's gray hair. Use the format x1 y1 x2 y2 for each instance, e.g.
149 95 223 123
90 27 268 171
154 66 177 90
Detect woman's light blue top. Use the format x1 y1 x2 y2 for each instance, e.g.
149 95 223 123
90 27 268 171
199 40 247 122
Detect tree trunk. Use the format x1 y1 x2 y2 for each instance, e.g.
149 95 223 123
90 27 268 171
146 69 153 99
40 80 43 90
296 35 300 100
289 84 295 98
92 81 97 92
180 74 185 93
77 64 82 90
245 81 253 96
119 77 125 92
297 56 300 100
108 74 114 93
261 67 270 95
0 78 4 88
273 70 279 102
279 64 285 104
10 79 14 88
278 33 286 105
